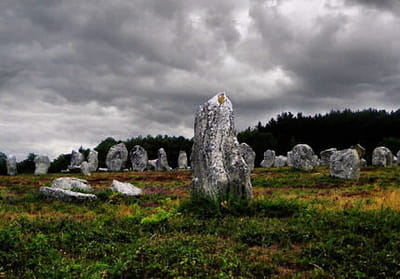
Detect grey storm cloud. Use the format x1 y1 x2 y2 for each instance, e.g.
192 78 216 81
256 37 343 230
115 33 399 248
1 0 400 160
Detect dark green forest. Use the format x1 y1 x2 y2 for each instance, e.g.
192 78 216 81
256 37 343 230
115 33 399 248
1 108 400 174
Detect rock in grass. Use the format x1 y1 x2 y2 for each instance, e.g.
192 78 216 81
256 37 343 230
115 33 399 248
51 177 93 192
106 143 129 171
156 148 171 171
109 180 142 196
372 146 393 166
361 158 367 166
274 155 287 167
6 155 17 176
147 159 158 170
260 150 275 168
88 150 99 172
34 155 50 175
191 92 252 201
287 144 318 171
320 148 337 166
239 143 256 171
40 187 96 201
80 161 91 176
178 150 188 169
330 149 360 180
351 144 366 158
130 145 148 171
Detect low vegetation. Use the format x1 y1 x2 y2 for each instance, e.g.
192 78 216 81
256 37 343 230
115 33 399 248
1 166 400 278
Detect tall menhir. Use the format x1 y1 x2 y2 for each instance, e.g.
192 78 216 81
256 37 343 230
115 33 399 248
190 92 253 202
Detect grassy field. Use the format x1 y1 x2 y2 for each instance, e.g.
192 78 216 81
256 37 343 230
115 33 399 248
1 167 400 278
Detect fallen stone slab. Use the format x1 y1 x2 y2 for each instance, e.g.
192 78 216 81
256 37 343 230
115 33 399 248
40 187 97 201
51 177 93 192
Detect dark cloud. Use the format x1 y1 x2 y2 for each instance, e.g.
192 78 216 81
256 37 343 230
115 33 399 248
0 0 400 159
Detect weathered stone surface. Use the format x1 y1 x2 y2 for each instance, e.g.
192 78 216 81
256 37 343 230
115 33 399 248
239 143 256 171
178 150 188 169
260 150 275 168
69 150 85 169
156 148 171 171
98 168 108 172
274 155 287 167
372 146 393 166
51 177 92 192
6 155 17 176
106 143 128 171
147 159 157 170
287 144 318 171
191 93 252 201
80 161 90 176
393 156 397 165
330 149 360 180
40 187 96 201
351 144 366 158
109 180 142 196
34 155 50 175
320 148 337 166
397 151 400 165
88 150 98 172
130 145 148 171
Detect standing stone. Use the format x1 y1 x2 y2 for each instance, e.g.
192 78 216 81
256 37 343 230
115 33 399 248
6 155 17 176
351 144 366 158
330 149 360 180
239 143 256 171
80 161 90 176
191 93 252 201
260 150 275 168
372 146 393 166
274 155 288 167
320 148 337 166
130 145 148 171
397 150 400 165
88 150 98 172
178 150 188 169
155 148 171 171
287 144 318 171
106 143 128 171
34 155 50 175
69 150 85 170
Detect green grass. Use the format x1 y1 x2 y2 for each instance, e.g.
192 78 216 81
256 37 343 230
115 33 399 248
1 168 400 278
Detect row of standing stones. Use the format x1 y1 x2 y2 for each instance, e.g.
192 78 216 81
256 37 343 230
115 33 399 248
4 93 400 202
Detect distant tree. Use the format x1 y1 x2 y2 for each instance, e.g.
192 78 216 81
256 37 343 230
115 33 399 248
49 153 71 173
17 153 36 174
0 152 7 175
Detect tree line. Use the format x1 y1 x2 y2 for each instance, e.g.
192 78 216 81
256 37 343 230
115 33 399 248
1 108 400 174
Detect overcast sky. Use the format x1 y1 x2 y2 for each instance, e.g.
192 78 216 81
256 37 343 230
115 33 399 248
1 0 400 160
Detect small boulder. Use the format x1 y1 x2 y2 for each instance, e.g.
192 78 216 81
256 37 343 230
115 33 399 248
361 158 367 166
130 145 148 171
287 144 318 171
239 143 256 171
372 146 393 166
40 187 96 201
106 143 129 171
109 180 142 196
88 150 99 172
351 144 366 158
320 148 337 166
147 159 158 170
51 177 92 192
330 149 360 180
178 150 188 169
274 155 288 167
6 155 17 176
397 150 400 165
260 150 275 168
34 155 50 175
